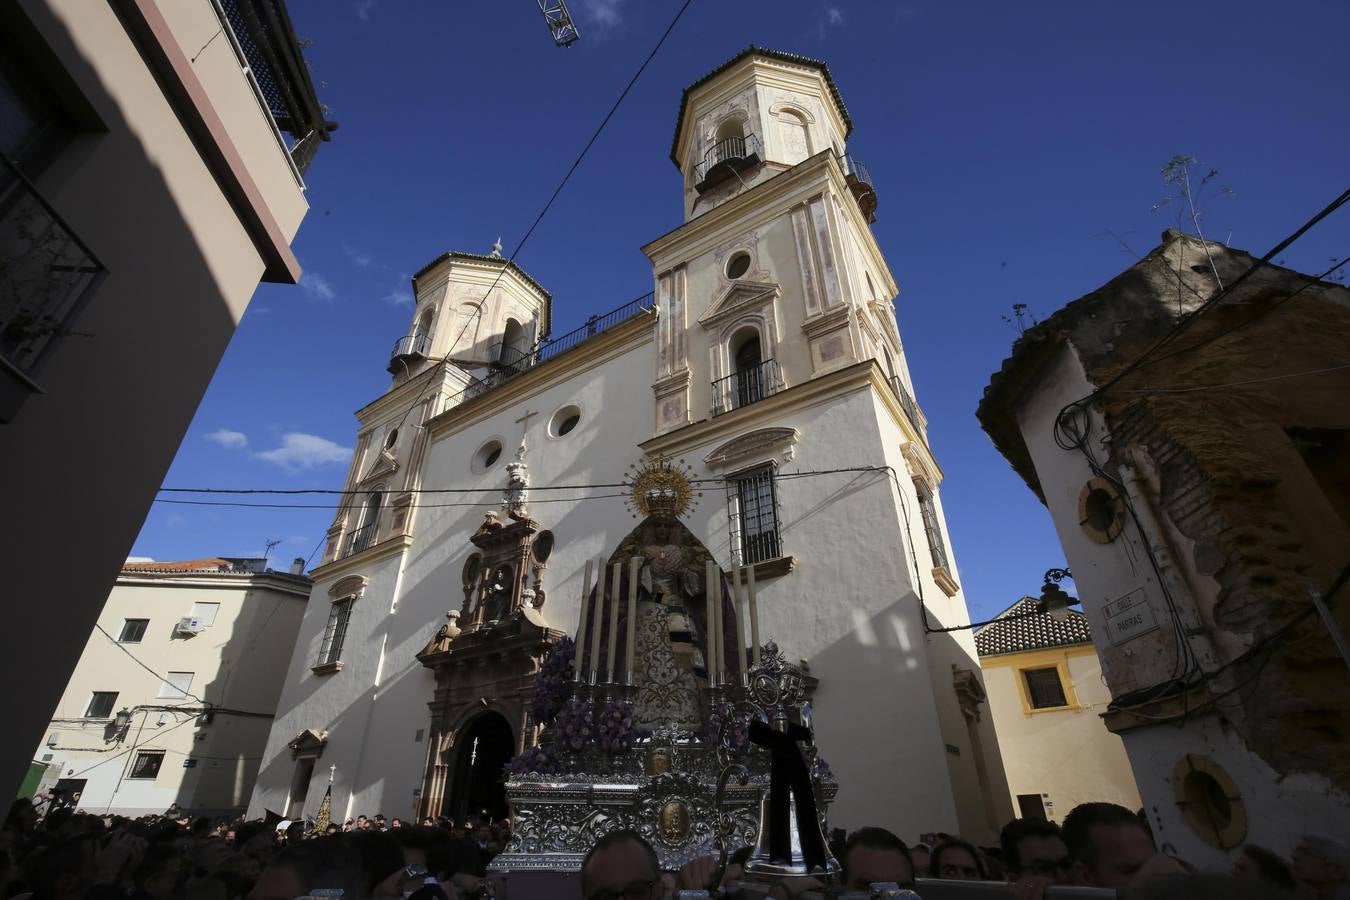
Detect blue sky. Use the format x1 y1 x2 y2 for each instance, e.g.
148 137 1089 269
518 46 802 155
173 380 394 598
133 0 1350 620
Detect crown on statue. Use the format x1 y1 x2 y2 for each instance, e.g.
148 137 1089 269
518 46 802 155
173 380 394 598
624 456 701 519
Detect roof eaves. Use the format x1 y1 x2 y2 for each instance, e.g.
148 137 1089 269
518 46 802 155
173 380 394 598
669 46 854 169
411 251 553 302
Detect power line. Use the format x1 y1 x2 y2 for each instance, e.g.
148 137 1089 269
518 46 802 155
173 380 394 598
368 0 698 477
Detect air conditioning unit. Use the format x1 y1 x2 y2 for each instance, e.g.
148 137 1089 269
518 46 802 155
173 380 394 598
174 617 204 636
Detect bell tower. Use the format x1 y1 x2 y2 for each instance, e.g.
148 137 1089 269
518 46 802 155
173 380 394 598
388 243 553 384
670 47 862 223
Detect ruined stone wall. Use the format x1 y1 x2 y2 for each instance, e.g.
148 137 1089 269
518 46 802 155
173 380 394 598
1085 234 1350 791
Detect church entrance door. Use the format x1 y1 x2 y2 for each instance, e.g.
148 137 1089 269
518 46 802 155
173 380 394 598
449 712 514 822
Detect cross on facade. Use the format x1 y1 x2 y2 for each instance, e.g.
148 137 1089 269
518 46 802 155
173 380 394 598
513 408 538 457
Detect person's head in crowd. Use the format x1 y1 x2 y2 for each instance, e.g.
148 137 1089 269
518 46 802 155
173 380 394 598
1231 844 1295 892
347 829 408 897
247 837 363 900
391 817 403 829
133 843 186 900
1062 802 1156 888
580 829 660 900
1291 834 1350 900
357 814 370 830
1001 818 1070 882
374 814 387 829
930 838 985 880
4 799 37 834
910 842 931 875
325 823 341 836
842 827 915 891
27 834 96 900
422 817 435 827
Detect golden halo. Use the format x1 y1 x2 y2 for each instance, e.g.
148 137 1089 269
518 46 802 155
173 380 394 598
624 456 700 520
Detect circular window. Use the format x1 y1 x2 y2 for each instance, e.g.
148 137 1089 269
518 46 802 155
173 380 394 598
474 440 503 472
532 531 554 565
725 252 751 279
1172 754 1246 849
549 405 581 438
1078 478 1125 543
384 428 399 450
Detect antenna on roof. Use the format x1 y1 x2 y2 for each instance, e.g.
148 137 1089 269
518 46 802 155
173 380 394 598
537 0 580 47
263 538 282 564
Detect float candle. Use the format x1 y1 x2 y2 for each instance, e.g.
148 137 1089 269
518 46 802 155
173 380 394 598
626 557 641 685
575 558 592 683
606 562 621 684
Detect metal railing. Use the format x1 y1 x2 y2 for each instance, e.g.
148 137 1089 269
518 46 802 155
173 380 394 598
0 154 106 379
839 154 872 187
889 375 924 437
694 133 762 185
391 331 431 361
728 466 782 566
460 293 655 404
712 359 781 416
343 522 376 558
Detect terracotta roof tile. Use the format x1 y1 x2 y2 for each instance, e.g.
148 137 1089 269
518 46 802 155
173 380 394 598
975 596 1093 657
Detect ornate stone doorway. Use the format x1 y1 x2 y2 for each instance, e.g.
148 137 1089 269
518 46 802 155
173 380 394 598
449 711 514 822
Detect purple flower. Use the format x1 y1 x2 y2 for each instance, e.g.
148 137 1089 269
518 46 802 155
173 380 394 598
552 697 594 755
504 744 561 776
596 700 636 755
530 637 575 725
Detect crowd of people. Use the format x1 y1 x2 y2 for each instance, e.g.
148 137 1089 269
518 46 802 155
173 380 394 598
1 794 1346 899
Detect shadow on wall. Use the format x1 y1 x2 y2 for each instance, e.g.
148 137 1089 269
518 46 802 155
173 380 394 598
4 3 249 800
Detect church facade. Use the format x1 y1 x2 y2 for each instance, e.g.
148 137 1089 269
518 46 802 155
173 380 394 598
248 47 1011 842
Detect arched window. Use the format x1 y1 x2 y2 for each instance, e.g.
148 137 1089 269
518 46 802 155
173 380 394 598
416 309 434 339
715 117 745 143
732 327 766 409
499 318 527 370
346 489 382 556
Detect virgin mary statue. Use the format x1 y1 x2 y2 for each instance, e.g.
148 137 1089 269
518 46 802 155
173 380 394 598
582 515 741 732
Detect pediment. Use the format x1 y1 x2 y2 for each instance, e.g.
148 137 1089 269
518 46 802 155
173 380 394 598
329 574 367 600
288 728 329 758
364 448 399 482
698 280 780 328
704 427 799 470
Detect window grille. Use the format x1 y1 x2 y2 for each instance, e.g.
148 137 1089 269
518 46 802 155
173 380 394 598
84 692 117 718
318 598 354 666
916 482 950 570
128 751 164 780
727 465 782 565
1023 667 1068 709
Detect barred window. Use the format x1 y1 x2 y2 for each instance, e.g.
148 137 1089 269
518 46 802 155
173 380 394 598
318 598 354 667
728 465 781 565
1023 667 1068 710
128 751 164 780
916 482 949 570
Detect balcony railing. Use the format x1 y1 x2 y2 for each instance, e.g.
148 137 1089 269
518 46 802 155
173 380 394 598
712 359 782 417
0 154 105 383
694 133 762 190
343 522 376 558
391 331 431 361
460 292 655 404
839 154 878 223
889 375 925 438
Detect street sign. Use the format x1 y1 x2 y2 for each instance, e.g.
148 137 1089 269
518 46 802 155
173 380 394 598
1102 587 1159 645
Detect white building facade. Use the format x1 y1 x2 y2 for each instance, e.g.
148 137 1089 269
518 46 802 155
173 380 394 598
250 48 1011 842
31 558 310 817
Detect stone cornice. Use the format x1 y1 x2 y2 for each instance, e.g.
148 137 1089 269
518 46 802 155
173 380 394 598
426 312 656 441
309 533 415 583
114 572 312 597
642 152 837 266
640 360 940 480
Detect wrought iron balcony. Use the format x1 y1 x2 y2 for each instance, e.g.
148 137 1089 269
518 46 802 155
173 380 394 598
712 359 782 417
459 292 654 404
388 331 431 373
889 375 925 438
694 133 763 193
0 154 105 401
343 522 376 558
839 154 878 223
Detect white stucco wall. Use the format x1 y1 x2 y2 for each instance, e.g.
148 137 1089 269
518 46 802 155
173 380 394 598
35 573 308 816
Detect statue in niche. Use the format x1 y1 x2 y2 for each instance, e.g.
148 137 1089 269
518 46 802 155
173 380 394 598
580 516 741 732
504 442 529 521
481 565 512 623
